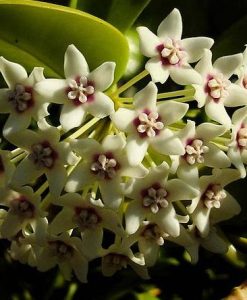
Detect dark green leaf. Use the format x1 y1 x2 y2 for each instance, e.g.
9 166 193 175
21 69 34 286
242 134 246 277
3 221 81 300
106 0 151 32
0 0 129 81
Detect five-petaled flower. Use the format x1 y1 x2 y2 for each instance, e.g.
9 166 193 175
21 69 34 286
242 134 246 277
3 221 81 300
35 44 115 131
137 8 213 84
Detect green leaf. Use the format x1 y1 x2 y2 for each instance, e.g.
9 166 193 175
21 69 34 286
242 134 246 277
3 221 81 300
0 0 129 81
213 15 247 58
107 0 151 32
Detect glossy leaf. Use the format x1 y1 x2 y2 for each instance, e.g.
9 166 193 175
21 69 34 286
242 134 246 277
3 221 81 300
106 0 151 32
0 0 129 80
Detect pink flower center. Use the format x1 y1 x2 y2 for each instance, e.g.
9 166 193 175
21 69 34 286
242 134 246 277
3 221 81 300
237 125 247 150
157 38 186 66
133 110 163 138
67 76 95 106
8 84 33 113
90 152 120 180
74 207 101 230
141 183 168 213
10 196 35 219
205 73 230 101
104 253 128 270
49 240 74 259
141 223 169 245
184 139 209 165
29 141 58 169
202 184 226 209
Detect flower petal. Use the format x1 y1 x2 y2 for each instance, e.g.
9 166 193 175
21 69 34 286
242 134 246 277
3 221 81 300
64 44 89 78
151 129 185 155
0 213 22 239
133 81 157 111
49 209 75 234
154 205 180 237
192 202 210 237
204 144 231 168
46 164 67 197
125 200 143 234
3 113 31 137
0 89 10 113
201 228 228 254
126 135 148 165
11 157 42 187
228 146 246 178
24 67 45 86
194 49 213 77
193 84 207 108
65 163 94 192
210 192 241 223
88 62 115 91
166 178 198 201
35 79 68 104
157 101 188 125
60 103 86 132
81 228 103 259
157 8 182 40
205 101 231 128
138 238 160 267
224 84 247 107
86 92 114 118
196 123 226 141
102 134 125 152
0 57 27 88
181 37 214 63
100 179 123 209
110 108 136 133
145 57 169 84
137 26 160 57
213 53 242 78
170 65 202 85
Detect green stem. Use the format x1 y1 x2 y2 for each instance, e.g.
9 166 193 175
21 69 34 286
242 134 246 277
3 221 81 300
68 0 78 8
157 88 194 99
11 152 26 164
10 148 24 159
35 181 48 196
65 117 100 141
111 70 149 96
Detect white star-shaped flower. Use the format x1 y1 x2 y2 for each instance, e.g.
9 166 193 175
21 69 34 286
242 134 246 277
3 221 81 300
125 162 197 236
189 169 241 237
111 82 188 166
228 106 247 178
193 49 247 128
65 134 148 209
35 44 115 131
49 193 125 259
137 8 213 84
0 57 48 136
10 120 78 197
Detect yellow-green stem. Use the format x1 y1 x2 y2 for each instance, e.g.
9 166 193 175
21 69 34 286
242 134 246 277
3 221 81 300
111 70 149 97
65 117 100 141
157 88 194 99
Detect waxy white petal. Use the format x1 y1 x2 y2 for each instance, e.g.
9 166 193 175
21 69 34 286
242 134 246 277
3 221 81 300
157 8 182 40
88 62 115 91
133 81 157 111
137 26 160 57
170 65 202 85
213 53 242 78
224 84 247 107
86 92 114 118
145 57 169 84
64 44 89 78
181 37 214 63
126 135 148 166
111 108 136 133
60 103 86 132
157 101 188 125
35 79 68 104
0 57 27 88
205 101 231 128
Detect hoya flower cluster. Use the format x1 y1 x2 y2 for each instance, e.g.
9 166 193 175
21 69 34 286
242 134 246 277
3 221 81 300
0 8 245 282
